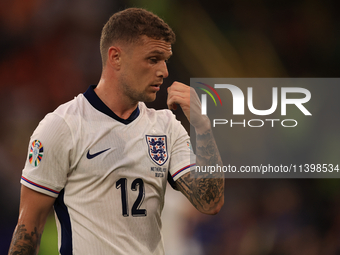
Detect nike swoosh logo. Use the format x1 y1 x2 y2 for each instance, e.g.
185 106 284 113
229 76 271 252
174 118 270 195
87 148 111 159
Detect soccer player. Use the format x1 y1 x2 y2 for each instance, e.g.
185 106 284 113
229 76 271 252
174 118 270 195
8 8 224 255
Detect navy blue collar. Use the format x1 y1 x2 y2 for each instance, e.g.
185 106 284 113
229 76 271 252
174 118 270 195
83 85 140 125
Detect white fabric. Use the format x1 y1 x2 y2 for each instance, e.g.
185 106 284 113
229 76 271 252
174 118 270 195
21 89 196 255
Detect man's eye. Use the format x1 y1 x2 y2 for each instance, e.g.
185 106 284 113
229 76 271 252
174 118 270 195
149 58 158 63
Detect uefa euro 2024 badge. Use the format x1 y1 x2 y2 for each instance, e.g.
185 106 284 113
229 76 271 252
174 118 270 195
29 140 44 167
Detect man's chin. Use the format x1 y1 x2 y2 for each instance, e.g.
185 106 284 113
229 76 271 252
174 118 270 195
142 93 157 103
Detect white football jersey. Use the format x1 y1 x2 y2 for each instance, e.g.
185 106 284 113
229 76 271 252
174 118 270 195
21 85 196 255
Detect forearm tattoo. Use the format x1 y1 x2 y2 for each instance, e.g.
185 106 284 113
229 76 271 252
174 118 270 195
8 224 42 255
176 129 224 213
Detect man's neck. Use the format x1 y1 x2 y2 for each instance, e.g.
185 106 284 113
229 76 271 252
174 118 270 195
95 79 138 120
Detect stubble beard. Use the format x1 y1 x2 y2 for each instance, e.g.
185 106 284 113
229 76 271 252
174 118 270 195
119 75 156 103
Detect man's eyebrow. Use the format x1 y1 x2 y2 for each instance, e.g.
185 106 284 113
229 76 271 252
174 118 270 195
150 50 164 54
149 50 172 57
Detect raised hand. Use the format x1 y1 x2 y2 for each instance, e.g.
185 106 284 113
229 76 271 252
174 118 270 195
167 81 210 133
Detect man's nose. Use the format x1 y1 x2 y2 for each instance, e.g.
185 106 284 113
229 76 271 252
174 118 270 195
156 61 169 78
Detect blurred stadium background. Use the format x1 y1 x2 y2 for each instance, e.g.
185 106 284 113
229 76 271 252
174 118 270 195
1 0 340 254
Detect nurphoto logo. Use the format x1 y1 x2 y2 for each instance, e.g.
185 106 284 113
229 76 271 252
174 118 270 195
193 79 312 128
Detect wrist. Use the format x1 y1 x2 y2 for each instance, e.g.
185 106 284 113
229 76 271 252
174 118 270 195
194 116 211 134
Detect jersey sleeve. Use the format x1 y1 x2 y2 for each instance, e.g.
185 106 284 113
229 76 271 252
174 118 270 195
168 117 196 181
21 113 74 198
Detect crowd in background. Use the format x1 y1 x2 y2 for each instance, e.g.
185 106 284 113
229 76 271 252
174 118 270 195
1 0 340 254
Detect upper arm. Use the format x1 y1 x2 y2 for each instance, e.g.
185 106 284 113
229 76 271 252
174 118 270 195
17 185 56 229
167 113 196 182
8 186 56 255
165 109 224 214
21 113 73 198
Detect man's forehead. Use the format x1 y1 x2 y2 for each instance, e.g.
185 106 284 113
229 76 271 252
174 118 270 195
140 36 172 55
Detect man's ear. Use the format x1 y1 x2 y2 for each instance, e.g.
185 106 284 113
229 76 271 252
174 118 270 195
107 46 121 70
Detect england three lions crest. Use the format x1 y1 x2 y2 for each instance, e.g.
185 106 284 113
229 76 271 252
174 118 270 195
146 135 168 166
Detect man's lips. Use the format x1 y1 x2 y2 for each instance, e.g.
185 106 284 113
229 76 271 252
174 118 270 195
150 83 162 91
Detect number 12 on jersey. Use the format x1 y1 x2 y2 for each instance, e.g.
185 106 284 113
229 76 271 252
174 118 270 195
116 178 147 217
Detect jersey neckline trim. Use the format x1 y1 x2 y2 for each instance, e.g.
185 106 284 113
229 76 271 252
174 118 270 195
83 85 140 125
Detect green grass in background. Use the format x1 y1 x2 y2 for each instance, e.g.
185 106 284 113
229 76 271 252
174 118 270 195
39 213 58 255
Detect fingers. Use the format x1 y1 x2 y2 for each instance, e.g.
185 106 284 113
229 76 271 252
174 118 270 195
167 82 210 131
167 82 190 112
168 81 188 92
